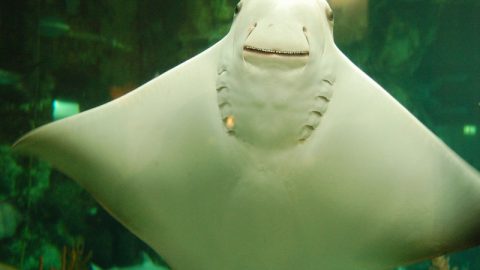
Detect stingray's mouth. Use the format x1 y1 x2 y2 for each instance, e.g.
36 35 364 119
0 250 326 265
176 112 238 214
243 45 310 57
242 45 310 69
241 21 311 69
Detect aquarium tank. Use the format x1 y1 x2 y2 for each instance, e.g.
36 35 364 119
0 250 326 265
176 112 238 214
0 0 479 269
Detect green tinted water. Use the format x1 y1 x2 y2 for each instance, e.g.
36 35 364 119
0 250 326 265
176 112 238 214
0 0 478 269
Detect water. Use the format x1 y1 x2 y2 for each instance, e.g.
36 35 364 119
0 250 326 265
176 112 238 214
0 0 478 269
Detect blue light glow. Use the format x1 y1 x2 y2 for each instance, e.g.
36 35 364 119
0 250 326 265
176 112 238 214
52 99 80 120
463 125 477 136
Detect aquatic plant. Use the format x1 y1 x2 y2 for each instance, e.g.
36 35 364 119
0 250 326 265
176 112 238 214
38 241 92 270
0 202 21 239
0 146 23 201
430 256 449 270
429 256 459 270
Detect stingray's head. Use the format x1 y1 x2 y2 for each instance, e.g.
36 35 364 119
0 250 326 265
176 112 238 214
227 0 335 70
217 0 337 149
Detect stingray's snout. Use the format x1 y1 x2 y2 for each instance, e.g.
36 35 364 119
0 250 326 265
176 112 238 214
243 21 310 69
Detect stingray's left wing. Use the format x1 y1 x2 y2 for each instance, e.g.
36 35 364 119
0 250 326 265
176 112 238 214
303 47 480 267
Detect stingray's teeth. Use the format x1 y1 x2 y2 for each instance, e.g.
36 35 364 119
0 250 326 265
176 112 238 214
244 46 309 56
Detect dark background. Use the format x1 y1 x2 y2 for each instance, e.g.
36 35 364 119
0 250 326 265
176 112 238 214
0 0 478 269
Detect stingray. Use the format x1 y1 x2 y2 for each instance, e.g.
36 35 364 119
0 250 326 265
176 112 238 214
13 0 480 269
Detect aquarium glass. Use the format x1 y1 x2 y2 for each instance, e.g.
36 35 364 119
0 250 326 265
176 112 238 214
0 0 478 269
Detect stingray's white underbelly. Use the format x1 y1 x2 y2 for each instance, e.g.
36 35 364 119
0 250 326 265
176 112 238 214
154 150 392 270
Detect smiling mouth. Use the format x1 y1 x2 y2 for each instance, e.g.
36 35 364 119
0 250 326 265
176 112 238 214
243 45 309 57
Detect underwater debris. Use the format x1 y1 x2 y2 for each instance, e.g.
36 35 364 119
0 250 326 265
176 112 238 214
109 84 136 100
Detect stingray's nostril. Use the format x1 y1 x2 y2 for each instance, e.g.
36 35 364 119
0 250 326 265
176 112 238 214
248 23 257 34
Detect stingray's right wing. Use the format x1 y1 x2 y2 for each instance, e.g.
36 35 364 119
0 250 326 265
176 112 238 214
12 39 231 262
